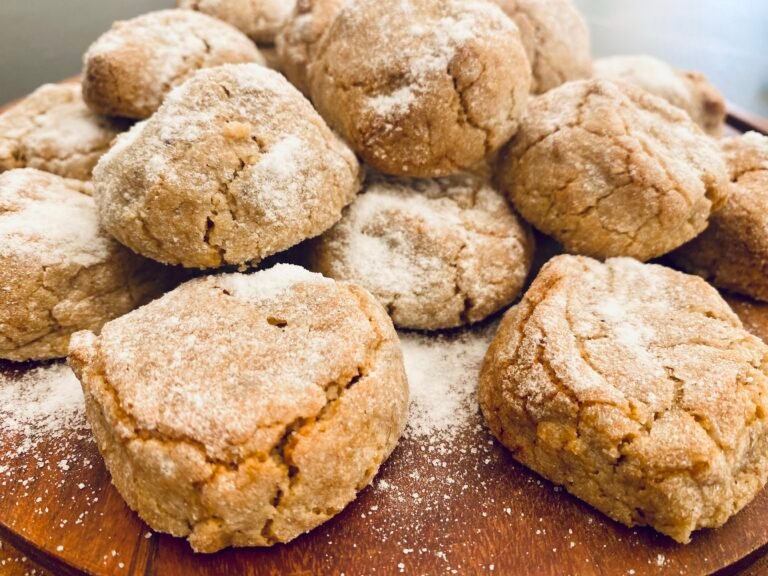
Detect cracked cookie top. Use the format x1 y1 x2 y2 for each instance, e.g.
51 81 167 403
308 0 532 178
481 254 768 475
275 0 345 96
178 0 297 43
594 55 726 136
499 79 732 262
93 63 361 269
68 264 403 463
307 173 534 330
671 132 768 300
82 9 264 119
0 83 126 181
492 0 592 94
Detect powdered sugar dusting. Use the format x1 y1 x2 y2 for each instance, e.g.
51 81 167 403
216 264 330 302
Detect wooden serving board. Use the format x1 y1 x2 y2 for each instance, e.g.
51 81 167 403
2 92 768 576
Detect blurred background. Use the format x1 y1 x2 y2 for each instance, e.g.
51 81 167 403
0 0 766 116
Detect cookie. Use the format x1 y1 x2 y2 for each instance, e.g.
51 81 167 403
594 55 726 136
309 0 532 177
479 255 768 543
68 264 409 553
308 174 534 330
93 63 361 269
498 79 731 261
275 0 345 95
177 0 296 44
0 169 171 361
671 132 768 300
0 83 125 181
82 9 264 119
492 0 592 94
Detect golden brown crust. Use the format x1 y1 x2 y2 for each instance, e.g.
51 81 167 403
307 173 535 330
68 265 409 552
491 0 592 94
479 255 768 543
0 168 172 361
93 64 361 269
0 83 126 180
593 55 726 136
498 79 732 261
82 9 264 119
308 0 532 177
275 0 345 95
671 132 768 300
177 0 296 43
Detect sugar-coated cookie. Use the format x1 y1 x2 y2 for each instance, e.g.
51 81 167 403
0 169 171 361
93 64 361 269
0 83 125 180
594 55 726 136
82 9 263 119
309 0 532 177
492 0 592 94
479 255 768 543
177 0 296 44
671 132 768 300
68 264 409 553
498 79 731 261
308 173 534 330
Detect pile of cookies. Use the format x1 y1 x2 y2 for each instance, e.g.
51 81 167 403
1 0 767 554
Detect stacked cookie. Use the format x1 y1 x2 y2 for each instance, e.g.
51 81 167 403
2 0 767 554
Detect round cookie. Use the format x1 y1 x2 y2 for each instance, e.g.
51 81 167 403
0 83 126 181
177 0 297 44
0 168 171 362
308 0 532 178
275 0 345 96
498 79 732 261
671 132 768 301
594 55 726 136
308 174 535 330
68 264 409 553
82 9 264 119
93 63 361 269
492 0 592 94
479 254 768 543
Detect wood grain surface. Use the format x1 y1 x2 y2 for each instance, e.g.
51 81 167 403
1 94 768 576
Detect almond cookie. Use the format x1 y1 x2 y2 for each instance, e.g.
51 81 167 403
492 0 592 94
82 9 264 119
275 0 345 95
307 174 534 330
309 0 532 178
0 83 126 181
177 0 296 44
68 264 409 553
479 254 768 543
671 132 768 301
594 55 726 136
0 169 171 361
93 63 361 269
499 79 731 261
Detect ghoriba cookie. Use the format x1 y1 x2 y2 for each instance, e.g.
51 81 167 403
480 254 768 543
307 173 535 330
309 0 532 177
93 63 361 269
594 55 726 136
0 83 126 180
499 79 732 261
68 264 409 553
670 132 768 300
0 168 172 361
492 0 592 94
177 0 297 44
82 9 264 119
